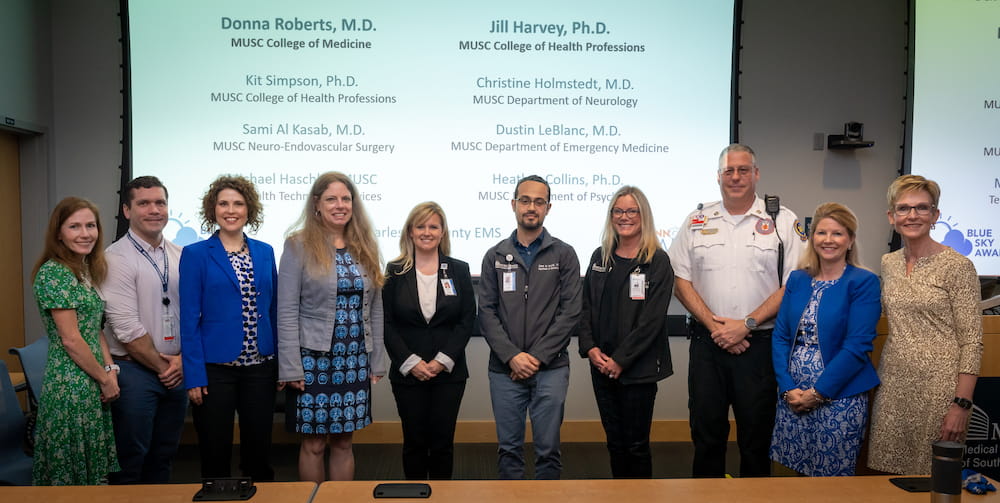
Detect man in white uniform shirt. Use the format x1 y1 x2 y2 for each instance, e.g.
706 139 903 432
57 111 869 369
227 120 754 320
103 176 186 484
667 144 805 478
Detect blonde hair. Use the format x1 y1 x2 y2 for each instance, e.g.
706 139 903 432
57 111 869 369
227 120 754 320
33 197 107 285
600 186 662 267
286 172 384 287
389 202 451 275
798 202 864 277
886 174 940 210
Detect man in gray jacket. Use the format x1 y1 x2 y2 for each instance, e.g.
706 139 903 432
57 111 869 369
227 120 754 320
477 175 582 479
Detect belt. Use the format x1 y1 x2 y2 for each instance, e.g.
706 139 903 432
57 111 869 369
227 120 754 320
112 354 133 361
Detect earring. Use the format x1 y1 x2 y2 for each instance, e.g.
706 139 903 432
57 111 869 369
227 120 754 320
931 223 936 230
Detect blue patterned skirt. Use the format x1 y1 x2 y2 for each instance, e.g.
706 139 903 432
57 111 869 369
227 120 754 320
293 347 372 435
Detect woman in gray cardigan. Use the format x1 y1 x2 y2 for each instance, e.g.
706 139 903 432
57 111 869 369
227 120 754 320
277 171 386 482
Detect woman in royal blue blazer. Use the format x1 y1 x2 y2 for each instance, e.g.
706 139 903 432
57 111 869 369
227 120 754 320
383 202 474 480
181 175 278 481
769 202 881 477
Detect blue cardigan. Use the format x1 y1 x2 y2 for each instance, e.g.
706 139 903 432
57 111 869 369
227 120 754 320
771 265 881 399
180 233 278 389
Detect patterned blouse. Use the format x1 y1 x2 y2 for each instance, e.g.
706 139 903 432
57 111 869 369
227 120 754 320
226 246 272 366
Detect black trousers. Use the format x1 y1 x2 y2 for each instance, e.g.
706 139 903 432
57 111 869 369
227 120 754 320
192 360 277 481
591 368 658 478
390 379 466 480
688 324 776 478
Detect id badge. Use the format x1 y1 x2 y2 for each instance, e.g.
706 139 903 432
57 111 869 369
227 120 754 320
441 278 457 296
502 271 516 292
630 273 646 300
162 313 175 341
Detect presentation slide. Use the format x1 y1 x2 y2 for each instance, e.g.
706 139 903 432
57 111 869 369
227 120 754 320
910 0 999 276
127 1 736 273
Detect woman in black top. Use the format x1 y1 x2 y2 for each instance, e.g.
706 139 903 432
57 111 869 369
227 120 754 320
383 202 475 479
577 186 674 478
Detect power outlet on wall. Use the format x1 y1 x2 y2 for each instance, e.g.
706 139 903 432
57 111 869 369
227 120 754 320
812 133 825 151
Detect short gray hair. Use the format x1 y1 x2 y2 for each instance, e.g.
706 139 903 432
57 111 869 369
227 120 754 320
718 143 757 172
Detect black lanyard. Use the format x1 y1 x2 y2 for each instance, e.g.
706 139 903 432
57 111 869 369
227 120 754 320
126 232 170 305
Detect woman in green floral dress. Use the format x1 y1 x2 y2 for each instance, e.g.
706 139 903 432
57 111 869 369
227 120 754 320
31 197 120 485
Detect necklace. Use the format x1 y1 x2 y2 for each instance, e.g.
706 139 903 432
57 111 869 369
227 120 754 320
226 239 247 255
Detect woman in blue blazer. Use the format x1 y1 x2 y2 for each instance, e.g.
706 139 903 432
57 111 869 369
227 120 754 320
383 202 474 480
180 175 278 481
769 202 881 476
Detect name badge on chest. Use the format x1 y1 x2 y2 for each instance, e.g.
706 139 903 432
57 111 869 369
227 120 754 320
162 305 175 341
630 273 646 300
503 271 516 292
441 278 457 296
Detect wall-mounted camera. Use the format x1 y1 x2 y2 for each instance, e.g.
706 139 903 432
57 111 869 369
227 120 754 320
828 121 874 149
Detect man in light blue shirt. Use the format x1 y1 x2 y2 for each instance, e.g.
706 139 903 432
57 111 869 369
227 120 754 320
103 176 186 484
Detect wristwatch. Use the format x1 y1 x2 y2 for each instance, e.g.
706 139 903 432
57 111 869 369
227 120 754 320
953 397 973 410
744 317 758 331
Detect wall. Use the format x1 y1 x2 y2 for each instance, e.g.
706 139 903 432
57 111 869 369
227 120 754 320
740 1 907 271
11 0 908 424
1 0 52 344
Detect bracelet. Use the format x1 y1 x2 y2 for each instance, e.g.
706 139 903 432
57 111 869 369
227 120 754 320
809 388 831 405
104 363 121 373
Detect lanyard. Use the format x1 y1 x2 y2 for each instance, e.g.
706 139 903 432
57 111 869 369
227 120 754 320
126 232 170 304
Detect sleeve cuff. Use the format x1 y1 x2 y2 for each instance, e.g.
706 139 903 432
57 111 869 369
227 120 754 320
114 325 149 345
400 354 421 376
434 352 455 373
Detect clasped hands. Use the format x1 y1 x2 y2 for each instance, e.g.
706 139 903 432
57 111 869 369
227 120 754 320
587 348 623 379
783 388 824 414
509 352 541 380
709 315 751 355
409 359 445 381
157 353 184 389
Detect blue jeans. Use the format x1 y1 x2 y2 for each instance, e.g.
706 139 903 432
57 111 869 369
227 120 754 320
109 358 188 484
488 366 569 479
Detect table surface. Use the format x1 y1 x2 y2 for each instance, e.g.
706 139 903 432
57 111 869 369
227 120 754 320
1 477 994 503
0 481 317 503
313 476 999 503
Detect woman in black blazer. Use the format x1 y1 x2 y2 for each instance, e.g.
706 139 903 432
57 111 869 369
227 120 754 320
577 186 674 479
383 202 475 480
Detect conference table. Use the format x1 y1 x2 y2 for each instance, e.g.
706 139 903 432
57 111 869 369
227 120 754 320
1 477 997 502
313 477 1000 503
0 481 317 503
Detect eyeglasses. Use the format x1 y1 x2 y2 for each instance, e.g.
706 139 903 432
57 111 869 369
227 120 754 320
516 197 548 207
893 203 935 216
611 208 640 218
720 166 754 177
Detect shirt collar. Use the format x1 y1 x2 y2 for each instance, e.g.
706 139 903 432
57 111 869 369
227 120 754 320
127 228 164 252
511 230 545 251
